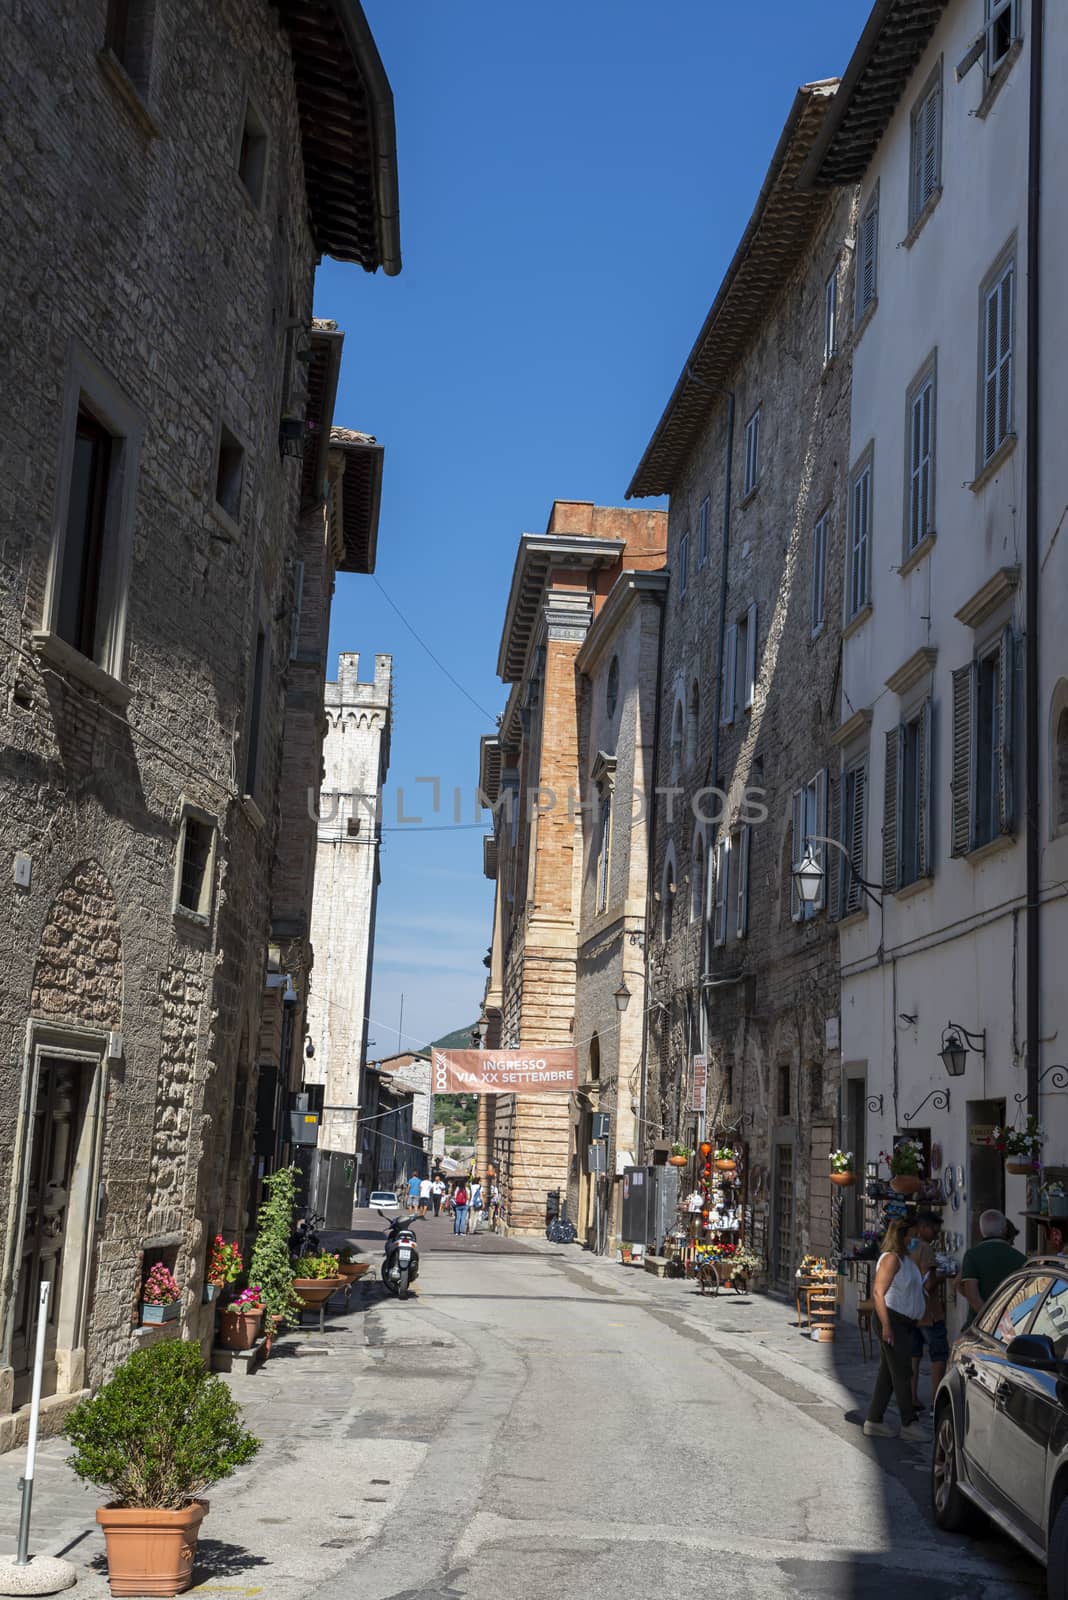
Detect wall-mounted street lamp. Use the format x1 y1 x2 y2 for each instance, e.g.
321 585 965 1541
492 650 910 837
470 1024 484 1049
792 838 885 910
614 980 632 1015
939 1021 986 1079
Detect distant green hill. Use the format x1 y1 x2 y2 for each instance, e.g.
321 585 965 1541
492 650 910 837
423 1023 480 1053
424 1024 480 1141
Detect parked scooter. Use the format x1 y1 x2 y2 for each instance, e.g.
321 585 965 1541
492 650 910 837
379 1209 420 1299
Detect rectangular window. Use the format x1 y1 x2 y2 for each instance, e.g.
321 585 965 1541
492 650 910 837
104 0 155 95
857 188 879 320
778 1064 791 1118
720 623 738 727
909 65 942 228
733 825 751 940
215 422 245 525
743 408 761 496
740 602 757 713
884 701 932 892
906 361 936 553
55 411 113 663
698 496 710 568
713 836 730 947
244 626 267 800
823 268 838 365
812 508 828 634
980 256 1015 467
175 810 216 919
238 100 269 209
951 630 1014 854
678 532 689 597
985 0 1020 75
791 770 827 921
597 791 612 914
848 455 873 619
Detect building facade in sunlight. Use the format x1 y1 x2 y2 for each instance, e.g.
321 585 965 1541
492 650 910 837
477 502 666 1234
627 82 855 1284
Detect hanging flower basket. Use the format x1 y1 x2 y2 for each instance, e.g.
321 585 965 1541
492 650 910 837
830 1172 857 1189
1006 1161 1035 1177
890 1175 923 1195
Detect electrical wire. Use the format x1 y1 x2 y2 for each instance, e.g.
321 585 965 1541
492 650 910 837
372 576 499 724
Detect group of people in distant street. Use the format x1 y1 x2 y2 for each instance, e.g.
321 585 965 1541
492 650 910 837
864 1207 1024 1440
404 1171 501 1235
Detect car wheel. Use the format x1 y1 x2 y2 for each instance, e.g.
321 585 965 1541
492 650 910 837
1048 1494 1068 1600
931 1404 986 1534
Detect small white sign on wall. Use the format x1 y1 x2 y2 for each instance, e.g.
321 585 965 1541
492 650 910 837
825 1015 841 1051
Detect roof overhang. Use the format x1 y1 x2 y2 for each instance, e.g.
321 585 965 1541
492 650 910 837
627 82 839 500
497 535 625 683
329 428 384 573
798 1 950 190
276 0 401 273
576 569 669 676
300 322 344 509
483 834 498 880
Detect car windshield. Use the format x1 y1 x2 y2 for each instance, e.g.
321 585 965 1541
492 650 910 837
371 1192 398 1207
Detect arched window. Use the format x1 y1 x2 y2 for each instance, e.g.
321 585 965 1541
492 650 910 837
670 701 684 783
1058 708 1068 829
589 1032 601 1083
691 832 705 922
663 856 676 944
686 680 700 768
606 656 620 719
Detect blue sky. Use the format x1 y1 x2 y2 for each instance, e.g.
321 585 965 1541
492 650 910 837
315 0 865 1053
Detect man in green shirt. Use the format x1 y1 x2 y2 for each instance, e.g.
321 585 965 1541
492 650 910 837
957 1209 1026 1327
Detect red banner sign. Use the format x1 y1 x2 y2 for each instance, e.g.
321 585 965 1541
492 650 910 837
432 1048 578 1096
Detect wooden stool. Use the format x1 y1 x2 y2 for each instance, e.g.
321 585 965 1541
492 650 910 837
857 1298 876 1360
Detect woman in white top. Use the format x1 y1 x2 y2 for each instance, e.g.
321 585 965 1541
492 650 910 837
864 1218 929 1440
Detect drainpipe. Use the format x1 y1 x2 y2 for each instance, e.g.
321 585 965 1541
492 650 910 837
1024 0 1044 1248
638 587 667 1164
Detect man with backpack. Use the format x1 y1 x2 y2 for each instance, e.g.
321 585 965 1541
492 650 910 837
470 1179 484 1234
453 1181 470 1236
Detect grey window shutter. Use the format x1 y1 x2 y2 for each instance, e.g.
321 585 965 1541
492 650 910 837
951 662 975 856
744 602 758 710
998 626 1015 834
859 199 878 311
917 697 933 877
847 764 868 915
714 838 730 945
814 768 828 912
721 624 738 725
790 788 802 923
923 79 941 200
736 826 750 939
828 771 842 921
883 725 903 893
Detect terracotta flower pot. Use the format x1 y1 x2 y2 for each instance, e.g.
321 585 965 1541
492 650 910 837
97 1499 208 1596
668 1155 688 1167
292 1276 343 1311
890 1175 922 1195
1006 1160 1034 1176
217 1308 263 1351
715 1159 737 1173
337 1262 369 1284
830 1172 856 1188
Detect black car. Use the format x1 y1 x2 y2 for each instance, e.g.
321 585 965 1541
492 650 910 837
932 1255 1068 1595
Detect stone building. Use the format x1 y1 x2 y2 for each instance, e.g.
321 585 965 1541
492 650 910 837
626 82 855 1285
477 501 666 1233
359 1051 432 1200
0 0 398 1445
305 652 392 1193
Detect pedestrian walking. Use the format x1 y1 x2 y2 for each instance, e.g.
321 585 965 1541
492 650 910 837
431 1176 445 1217
470 1180 484 1234
863 1218 929 1441
406 1173 421 1213
909 1211 950 1413
956 1209 1026 1326
419 1175 431 1216
453 1181 470 1236
490 1182 501 1228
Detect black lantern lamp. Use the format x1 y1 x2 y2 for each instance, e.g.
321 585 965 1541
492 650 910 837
939 1021 985 1078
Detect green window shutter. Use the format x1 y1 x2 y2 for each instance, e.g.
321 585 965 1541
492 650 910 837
951 662 975 856
847 763 868 915
918 697 933 878
998 626 1015 834
883 726 903 893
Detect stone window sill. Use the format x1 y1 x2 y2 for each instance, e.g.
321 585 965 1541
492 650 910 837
853 297 878 349
211 501 243 544
976 41 1023 121
33 629 132 709
96 48 160 140
837 905 869 931
899 531 937 578
962 831 1016 866
970 433 1017 494
738 484 760 511
842 603 873 642
241 795 266 831
893 873 933 903
901 187 943 251
173 903 211 931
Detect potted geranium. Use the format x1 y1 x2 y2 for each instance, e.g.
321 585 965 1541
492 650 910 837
218 1286 264 1352
65 1340 259 1596
142 1263 181 1325
714 1146 737 1173
883 1140 924 1195
249 1166 303 1352
668 1144 691 1168
990 1117 1043 1176
204 1236 242 1304
829 1150 856 1188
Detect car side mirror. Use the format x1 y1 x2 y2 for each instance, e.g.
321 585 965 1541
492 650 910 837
1006 1333 1060 1370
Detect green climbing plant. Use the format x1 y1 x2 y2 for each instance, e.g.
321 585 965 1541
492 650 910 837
249 1165 303 1330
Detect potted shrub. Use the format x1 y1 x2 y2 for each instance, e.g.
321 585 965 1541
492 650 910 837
217 1286 264 1352
249 1166 303 1351
829 1150 856 1188
204 1236 242 1305
668 1144 691 1168
65 1339 259 1596
883 1140 924 1195
714 1146 737 1173
337 1246 369 1286
990 1117 1043 1176
141 1262 181 1325
291 1250 343 1314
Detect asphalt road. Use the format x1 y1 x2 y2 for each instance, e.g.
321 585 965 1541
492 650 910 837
322 1212 1041 1600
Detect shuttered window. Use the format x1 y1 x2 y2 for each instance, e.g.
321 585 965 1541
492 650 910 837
812 508 828 634
743 409 761 497
678 532 689 596
909 67 942 228
843 761 868 917
698 496 710 568
907 366 936 554
981 257 1014 467
734 825 751 940
823 268 838 365
713 837 730 947
885 701 933 891
857 188 879 320
742 602 758 711
951 631 1015 854
985 0 1019 75
848 457 873 619
720 624 738 726
791 771 827 922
